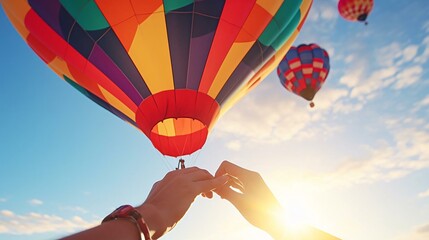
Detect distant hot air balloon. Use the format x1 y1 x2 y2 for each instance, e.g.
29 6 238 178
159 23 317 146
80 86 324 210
338 0 374 25
277 44 330 108
1 0 312 158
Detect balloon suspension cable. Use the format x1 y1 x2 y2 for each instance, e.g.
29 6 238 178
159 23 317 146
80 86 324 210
365 21 368 26
176 158 186 170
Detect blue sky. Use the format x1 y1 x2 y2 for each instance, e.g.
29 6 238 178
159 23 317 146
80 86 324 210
1 0 429 240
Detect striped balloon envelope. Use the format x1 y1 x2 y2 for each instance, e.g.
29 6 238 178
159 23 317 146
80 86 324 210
277 44 330 108
338 0 374 25
1 0 312 157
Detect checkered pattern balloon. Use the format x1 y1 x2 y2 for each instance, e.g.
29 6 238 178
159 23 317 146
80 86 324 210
338 0 374 23
277 44 330 106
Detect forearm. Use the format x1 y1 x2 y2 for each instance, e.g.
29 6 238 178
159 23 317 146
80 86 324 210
60 218 141 240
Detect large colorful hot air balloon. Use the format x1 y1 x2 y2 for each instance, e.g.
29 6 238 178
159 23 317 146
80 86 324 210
277 44 330 108
2 0 312 157
338 0 374 25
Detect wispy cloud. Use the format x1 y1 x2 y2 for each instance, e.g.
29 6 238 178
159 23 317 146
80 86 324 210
215 82 347 146
0 210 97 235
396 222 429 240
59 206 88 214
0 199 6 203
423 21 429 33
418 188 429 198
413 96 429 112
308 0 338 23
394 65 423 89
226 140 242 151
339 39 425 105
349 66 397 99
320 117 429 186
415 36 429 64
28 199 43 206
215 90 310 144
417 223 429 233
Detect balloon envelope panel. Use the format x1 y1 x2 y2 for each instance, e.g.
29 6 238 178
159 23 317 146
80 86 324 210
2 0 312 157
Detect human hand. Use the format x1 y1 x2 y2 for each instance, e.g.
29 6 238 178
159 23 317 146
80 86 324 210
137 167 229 239
213 161 282 236
214 161 341 240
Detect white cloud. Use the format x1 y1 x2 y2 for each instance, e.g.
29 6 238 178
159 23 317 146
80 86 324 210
313 88 349 110
344 55 355 64
59 206 88 214
214 82 353 151
394 65 423 89
420 96 429 106
332 101 364 114
318 117 429 186
418 188 429 198
215 95 309 144
320 5 337 21
413 96 429 112
339 61 366 89
226 140 242 151
401 45 419 62
340 40 424 104
28 199 43 206
0 210 97 235
424 21 429 33
396 222 429 240
377 42 420 67
1 210 14 217
417 223 429 234
0 199 6 203
350 67 397 99
415 36 429 64
377 43 403 67
308 0 338 22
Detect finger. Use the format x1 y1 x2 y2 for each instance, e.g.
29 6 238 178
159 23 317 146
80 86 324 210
194 175 229 193
225 174 245 192
213 185 243 206
180 166 201 174
187 168 214 182
205 191 213 199
201 191 213 199
165 167 199 179
226 176 245 193
215 160 253 180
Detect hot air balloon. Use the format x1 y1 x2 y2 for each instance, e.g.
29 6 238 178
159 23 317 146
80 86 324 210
2 0 312 157
338 0 374 25
277 44 330 108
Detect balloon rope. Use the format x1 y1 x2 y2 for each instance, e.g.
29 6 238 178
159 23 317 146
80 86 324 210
149 91 176 171
179 121 191 157
159 154 173 172
158 120 182 159
190 147 202 167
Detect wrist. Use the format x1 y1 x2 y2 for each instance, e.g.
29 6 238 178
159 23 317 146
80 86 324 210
102 205 151 240
136 204 166 239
